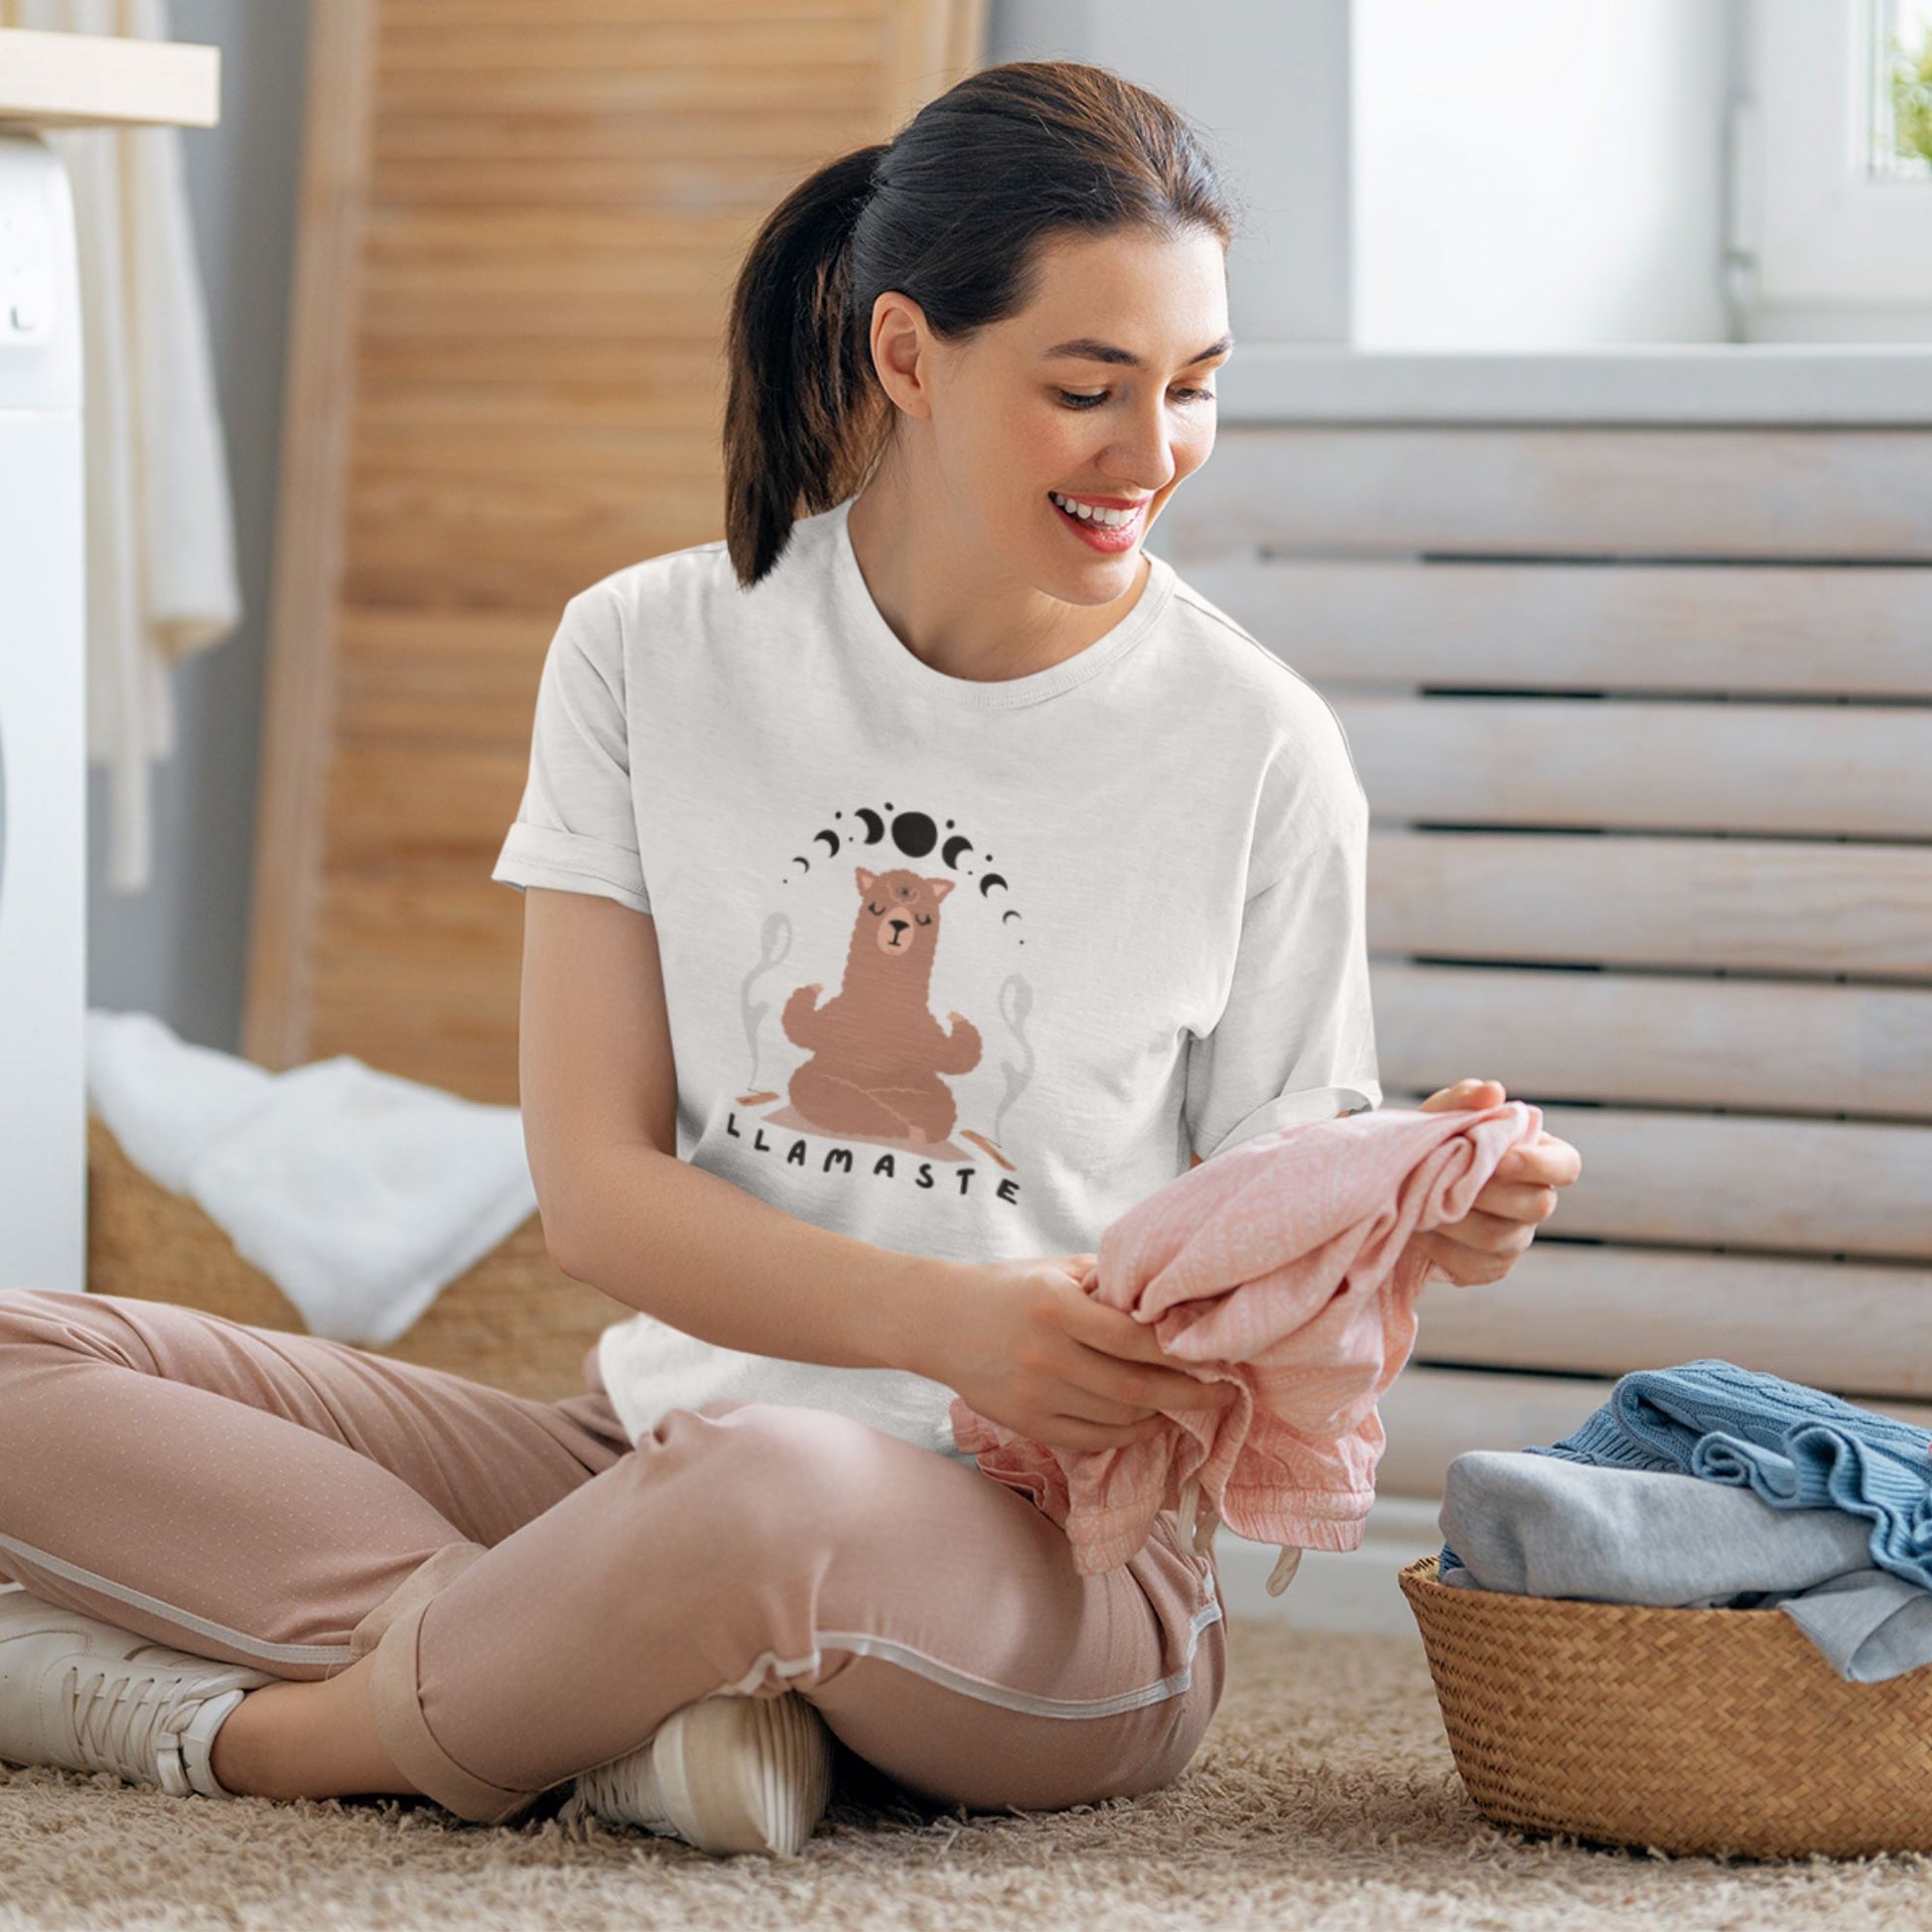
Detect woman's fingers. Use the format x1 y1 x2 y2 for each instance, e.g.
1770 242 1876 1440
1054 1379 1227 1431
1054 1387 1163 1427
1423 1077 1501 1109
1470 1178 1560 1222
1496 1132 1575 1181
1044 1295 1237 1417
1043 1413 1170 1452
1410 1228 1518 1287
1437 1213 1538 1259
1062 1287 1170 1361
1061 1342 1235 1415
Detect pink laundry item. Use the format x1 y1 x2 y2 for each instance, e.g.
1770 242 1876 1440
949 1099 1545 1594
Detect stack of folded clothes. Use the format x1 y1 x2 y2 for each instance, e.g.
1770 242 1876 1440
1439 1358 1932 1683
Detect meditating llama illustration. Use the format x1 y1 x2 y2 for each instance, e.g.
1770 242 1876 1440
780 866 983 1152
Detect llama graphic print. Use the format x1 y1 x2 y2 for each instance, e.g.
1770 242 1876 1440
785 866 982 1147
734 807 1036 1188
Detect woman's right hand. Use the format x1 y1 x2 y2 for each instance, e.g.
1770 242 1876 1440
921 1252 1236 1454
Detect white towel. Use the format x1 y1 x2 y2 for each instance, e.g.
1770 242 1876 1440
14 0 242 895
83 1006 272 1192
85 1010 540 1346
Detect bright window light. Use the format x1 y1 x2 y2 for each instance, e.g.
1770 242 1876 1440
1870 0 1932 177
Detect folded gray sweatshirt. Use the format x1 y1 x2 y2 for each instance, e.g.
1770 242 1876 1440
1437 1449 1932 1683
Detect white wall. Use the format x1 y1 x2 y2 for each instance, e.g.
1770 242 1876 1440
1349 0 1735 346
988 0 1354 343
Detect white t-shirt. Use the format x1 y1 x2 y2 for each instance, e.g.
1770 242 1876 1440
490 494 1381 1463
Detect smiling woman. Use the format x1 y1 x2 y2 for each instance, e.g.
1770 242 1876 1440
0 51 1411 1875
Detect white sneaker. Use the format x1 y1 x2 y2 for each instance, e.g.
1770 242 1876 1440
561 1690 834 1858
0 1585 277 1798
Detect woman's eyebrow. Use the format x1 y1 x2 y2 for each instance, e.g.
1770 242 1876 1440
1039 334 1235 367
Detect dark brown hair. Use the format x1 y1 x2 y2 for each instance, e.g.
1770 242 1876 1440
720 60 1247 589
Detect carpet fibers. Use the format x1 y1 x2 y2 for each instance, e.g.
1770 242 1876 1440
2 1614 1927 1930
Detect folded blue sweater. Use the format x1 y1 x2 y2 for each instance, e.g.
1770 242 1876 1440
1438 1358 1932 1588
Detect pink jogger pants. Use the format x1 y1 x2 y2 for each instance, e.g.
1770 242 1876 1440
0 1290 1227 1825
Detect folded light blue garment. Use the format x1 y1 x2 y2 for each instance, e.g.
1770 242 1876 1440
1441 1450 1871 1604
1438 1449 1932 1682
1440 1357 1932 1589
1779 1570 1932 1682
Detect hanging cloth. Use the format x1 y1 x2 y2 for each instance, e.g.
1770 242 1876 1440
12 0 242 892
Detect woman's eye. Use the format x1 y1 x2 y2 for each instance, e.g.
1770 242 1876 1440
1056 387 1216 410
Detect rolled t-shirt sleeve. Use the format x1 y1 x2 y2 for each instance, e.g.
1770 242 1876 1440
490 586 651 915
1182 745 1382 1167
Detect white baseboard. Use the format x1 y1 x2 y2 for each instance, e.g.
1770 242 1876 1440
1207 1492 1444 1642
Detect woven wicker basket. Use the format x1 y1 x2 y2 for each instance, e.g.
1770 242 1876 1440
1399 1550 1932 1860
83 1113 621 1404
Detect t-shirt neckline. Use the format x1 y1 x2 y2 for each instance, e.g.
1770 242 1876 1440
828 494 1174 710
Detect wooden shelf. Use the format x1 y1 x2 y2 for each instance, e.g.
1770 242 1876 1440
0 25 217 130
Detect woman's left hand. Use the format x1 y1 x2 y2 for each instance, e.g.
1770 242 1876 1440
1407 1078 1582 1286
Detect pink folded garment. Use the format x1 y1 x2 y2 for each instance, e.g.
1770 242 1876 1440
949 1099 1544 1593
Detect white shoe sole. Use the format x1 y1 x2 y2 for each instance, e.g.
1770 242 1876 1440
652 1692 834 1858
560 1692 830 1855
567 1691 835 1858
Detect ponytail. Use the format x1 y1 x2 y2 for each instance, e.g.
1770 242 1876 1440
722 144 891 589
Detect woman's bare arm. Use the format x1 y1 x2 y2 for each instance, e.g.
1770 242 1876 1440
517 886 963 1375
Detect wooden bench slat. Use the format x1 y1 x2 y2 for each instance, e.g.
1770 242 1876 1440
1411 1243 1932 1400
1367 829 1932 980
1176 559 1932 698
1160 427 1932 559
1371 961 1932 1120
1338 696 1932 838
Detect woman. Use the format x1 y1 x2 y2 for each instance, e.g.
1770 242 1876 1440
0 61 1577 1857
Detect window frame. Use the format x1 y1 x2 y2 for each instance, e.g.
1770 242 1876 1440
1744 0 1932 309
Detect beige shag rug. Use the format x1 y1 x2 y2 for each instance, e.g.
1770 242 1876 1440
3 1615 1927 1931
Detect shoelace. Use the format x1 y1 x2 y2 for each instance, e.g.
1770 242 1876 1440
63 1655 205 1794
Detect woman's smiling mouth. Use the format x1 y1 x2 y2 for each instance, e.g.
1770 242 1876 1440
1046 490 1146 550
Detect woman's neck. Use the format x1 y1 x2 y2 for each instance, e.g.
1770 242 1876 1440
844 479 1152 685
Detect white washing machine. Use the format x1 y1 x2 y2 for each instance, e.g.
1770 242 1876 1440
0 126 86 1297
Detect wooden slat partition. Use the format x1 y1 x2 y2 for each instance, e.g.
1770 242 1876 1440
247 0 987 1097
1160 421 1932 1494
1178 559 1932 696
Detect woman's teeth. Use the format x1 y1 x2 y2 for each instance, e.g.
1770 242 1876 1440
1048 490 1141 528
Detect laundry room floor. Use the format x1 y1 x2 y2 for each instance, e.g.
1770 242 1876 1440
2 1613 1926 1930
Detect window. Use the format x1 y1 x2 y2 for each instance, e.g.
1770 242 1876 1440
1740 0 1932 331
1869 0 1932 178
